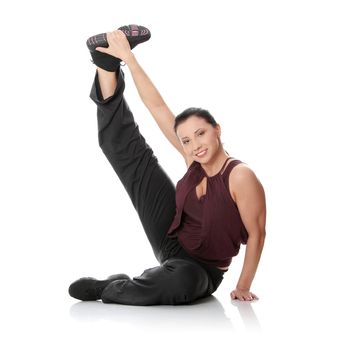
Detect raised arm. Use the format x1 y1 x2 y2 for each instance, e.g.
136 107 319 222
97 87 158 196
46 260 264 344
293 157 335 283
96 30 186 160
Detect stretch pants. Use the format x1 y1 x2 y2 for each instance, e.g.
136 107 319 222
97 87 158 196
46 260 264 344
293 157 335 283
90 67 226 305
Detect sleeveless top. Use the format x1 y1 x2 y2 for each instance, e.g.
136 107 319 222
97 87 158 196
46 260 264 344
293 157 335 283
167 157 249 268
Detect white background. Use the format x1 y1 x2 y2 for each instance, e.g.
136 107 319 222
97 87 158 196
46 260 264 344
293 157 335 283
1 0 349 348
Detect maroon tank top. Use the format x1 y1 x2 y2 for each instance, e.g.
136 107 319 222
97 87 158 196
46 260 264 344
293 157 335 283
167 157 249 268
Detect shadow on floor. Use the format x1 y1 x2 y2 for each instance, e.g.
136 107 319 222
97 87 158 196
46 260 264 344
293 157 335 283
70 294 261 332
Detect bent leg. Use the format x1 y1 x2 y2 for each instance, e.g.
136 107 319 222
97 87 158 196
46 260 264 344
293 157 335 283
101 258 212 306
90 67 179 263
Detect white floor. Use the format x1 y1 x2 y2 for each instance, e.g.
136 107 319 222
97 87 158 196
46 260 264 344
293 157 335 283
1 0 350 349
2 267 349 349
2 221 349 349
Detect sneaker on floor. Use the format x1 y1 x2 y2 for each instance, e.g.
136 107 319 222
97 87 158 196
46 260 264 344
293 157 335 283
68 273 131 301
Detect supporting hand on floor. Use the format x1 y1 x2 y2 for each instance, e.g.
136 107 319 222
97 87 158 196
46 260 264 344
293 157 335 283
230 287 259 301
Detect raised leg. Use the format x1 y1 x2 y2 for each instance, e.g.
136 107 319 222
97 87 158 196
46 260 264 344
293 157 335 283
90 67 181 263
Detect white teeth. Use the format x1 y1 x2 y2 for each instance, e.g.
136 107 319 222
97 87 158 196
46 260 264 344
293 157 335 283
197 150 206 156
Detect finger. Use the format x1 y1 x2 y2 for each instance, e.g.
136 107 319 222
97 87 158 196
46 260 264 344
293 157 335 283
95 47 108 53
106 32 116 44
248 293 257 300
232 293 239 300
252 294 259 300
110 31 118 39
116 29 126 36
110 31 122 45
246 294 255 301
112 30 123 40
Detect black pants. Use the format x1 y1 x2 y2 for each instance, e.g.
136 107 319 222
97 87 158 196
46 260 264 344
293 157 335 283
90 67 226 305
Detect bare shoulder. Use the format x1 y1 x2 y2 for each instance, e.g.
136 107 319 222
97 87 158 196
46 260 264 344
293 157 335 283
229 162 255 180
228 162 264 201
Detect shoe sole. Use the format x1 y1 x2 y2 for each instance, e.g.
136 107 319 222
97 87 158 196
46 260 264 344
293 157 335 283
86 24 151 52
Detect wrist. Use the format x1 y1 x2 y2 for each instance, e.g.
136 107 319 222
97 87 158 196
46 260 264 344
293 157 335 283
123 52 136 66
236 283 251 291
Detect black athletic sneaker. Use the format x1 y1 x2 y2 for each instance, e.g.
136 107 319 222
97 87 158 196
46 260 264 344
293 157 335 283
68 273 131 301
86 24 151 71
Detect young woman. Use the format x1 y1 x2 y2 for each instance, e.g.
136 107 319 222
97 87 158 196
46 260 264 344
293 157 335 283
68 25 266 305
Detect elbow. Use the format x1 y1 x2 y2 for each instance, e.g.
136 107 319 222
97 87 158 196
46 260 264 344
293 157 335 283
247 230 266 246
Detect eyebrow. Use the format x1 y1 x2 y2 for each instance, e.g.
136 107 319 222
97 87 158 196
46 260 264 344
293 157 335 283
181 128 203 140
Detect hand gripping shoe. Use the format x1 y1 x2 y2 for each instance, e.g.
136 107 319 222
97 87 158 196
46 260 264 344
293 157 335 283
68 273 131 301
86 24 151 72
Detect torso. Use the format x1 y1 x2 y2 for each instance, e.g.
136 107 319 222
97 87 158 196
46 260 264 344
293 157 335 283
190 157 247 271
217 266 230 270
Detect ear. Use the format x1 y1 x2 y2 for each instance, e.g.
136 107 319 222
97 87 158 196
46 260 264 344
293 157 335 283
215 124 221 138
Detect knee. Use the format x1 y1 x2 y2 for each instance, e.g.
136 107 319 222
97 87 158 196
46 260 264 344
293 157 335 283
164 258 210 304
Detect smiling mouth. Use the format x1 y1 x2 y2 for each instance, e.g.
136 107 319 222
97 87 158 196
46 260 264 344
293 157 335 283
196 149 207 157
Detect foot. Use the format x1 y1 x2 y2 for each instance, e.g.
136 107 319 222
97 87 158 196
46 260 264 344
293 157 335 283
86 24 151 71
87 24 151 51
68 273 131 301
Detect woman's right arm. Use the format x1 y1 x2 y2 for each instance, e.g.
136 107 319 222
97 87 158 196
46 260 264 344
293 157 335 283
124 53 185 158
96 30 186 160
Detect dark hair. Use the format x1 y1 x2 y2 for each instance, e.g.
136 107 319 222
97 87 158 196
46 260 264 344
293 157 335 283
173 107 218 133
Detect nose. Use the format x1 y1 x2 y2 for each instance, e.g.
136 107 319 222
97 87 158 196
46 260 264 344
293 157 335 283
193 144 202 154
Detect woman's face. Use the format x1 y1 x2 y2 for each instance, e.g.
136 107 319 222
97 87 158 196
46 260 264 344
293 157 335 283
176 116 221 162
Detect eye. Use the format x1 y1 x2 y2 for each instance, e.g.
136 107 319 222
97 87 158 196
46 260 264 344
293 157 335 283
183 131 204 145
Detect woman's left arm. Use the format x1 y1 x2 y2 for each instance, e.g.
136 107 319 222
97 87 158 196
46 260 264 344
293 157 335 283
229 165 266 301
